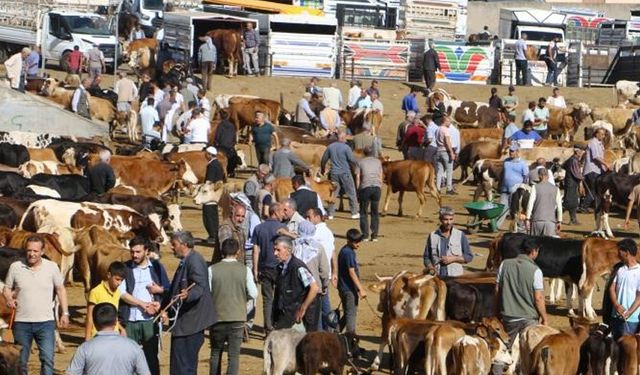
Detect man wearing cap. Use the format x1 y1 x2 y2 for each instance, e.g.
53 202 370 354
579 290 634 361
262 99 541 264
526 168 562 236
347 80 362 110
497 144 529 229
214 205 246 264
293 221 329 331
4 47 30 91
203 146 225 245
401 87 420 115
510 120 542 148
423 207 473 277
422 40 440 91
579 127 609 213
563 146 585 225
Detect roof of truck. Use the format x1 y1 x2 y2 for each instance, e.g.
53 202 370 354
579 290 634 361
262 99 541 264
49 9 105 17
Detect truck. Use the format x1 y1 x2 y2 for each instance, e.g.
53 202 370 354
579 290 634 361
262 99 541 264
499 8 566 43
399 0 467 41
0 0 117 70
629 9 640 41
121 0 164 37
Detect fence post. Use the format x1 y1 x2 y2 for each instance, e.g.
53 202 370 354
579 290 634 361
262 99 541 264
510 60 514 86
351 57 355 81
342 52 346 80
587 66 591 88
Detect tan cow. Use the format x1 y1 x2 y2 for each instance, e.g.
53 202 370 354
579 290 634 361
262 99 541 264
18 160 82 178
512 324 560 375
591 107 634 135
105 156 197 195
546 103 591 141
382 159 441 217
516 147 574 164
27 148 58 162
289 141 326 176
273 177 336 207
529 325 589 375
451 328 513 375
459 128 503 149
40 78 116 123
225 97 285 131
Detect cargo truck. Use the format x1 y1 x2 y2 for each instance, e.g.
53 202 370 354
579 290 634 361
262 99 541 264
0 0 117 70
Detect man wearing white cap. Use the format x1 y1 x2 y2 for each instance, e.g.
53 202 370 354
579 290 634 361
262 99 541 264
203 146 225 245
4 47 30 91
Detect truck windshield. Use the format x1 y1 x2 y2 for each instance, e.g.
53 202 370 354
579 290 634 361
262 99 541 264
64 15 112 35
143 0 164 11
522 31 563 42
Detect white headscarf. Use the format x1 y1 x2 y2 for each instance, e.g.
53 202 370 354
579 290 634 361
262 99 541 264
204 36 214 50
293 220 320 264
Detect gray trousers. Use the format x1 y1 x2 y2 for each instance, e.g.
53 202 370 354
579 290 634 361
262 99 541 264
243 47 259 74
339 290 358 334
531 220 557 236
435 151 453 191
328 172 359 216
496 192 511 230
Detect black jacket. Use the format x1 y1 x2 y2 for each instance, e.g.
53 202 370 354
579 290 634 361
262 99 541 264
86 162 116 195
118 259 171 324
205 158 225 183
273 255 311 329
164 250 216 336
291 188 319 216
423 48 440 71
214 120 237 150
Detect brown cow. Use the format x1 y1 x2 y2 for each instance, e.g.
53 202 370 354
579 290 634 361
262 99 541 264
122 38 158 60
164 150 228 184
459 128 503 149
0 340 22 374
103 155 197 195
457 140 503 183
382 159 441 217
73 225 131 294
296 332 359 375
340 109 383 136
578 237 621 320
40 78 117 123
225 97 286 131
273 177 336 206
208 29 242 76
619 334 640 375
546 103 591 141
530 325 589 375
27 148 58 162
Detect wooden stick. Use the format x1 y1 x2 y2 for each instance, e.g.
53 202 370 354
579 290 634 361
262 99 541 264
153 283 196 323
8 307 15 330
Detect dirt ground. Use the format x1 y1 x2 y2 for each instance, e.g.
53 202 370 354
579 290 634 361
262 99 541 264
23 72 626 374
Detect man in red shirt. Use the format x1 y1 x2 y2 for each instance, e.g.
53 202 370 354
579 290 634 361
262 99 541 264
403 118 426 160
68 45 84 75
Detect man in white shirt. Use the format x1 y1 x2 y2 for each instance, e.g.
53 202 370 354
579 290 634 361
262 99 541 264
546 87 566 109
522 101 536 125
306 207 337 330
140 98 161 142
197 89 212 119
177 101 197 144
370 91 384 115
323 82 343 110
347 80 362 110
186 108 210 144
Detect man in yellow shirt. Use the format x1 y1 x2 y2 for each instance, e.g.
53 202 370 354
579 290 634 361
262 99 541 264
84 262 127 340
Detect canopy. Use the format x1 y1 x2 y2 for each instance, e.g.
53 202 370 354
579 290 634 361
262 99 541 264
201 0 324 16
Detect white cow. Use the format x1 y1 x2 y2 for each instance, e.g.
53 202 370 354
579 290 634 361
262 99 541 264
616 80 640 106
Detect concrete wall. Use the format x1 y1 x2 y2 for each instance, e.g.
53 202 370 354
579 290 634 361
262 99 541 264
466 1 637 36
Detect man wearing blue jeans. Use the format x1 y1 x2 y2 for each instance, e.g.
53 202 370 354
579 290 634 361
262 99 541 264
434 116 456 195
496 144 529 230
321 130 360 219
609 239 640 340
3 235 69 375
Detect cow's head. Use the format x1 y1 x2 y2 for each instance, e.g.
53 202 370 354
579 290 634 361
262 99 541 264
133 216 164 243
338 332 361 359
40 78 61 96
164 204 183 232
476 318 513 367
193 181 225 205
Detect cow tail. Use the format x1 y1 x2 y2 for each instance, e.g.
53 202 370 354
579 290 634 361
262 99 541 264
427 164 442 207
486 233 503 271
537 346 550 375
263 338 272 375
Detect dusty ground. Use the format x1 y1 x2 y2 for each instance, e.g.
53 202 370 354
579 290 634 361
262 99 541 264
23 72 626 374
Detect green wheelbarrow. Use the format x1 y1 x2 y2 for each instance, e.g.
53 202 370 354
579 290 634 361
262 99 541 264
463 201 505 234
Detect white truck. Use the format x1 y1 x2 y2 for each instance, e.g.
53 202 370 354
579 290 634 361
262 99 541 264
0 0 117 70
122 0 164 37
629 9 640 41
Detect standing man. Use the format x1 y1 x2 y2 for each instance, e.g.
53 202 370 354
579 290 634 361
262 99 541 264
68 45 84 76
355 146 383 242
547 87 566 109
403 117 425 161
72 78 92 119
4 47 28 91
321 130 360 219
130 24 146 41
434 116 456 195
533 97 549 139
282 198 305 235
208 238 258 375
579 127 608 213
198 36 217 91
291 175 325 217
114 71 138 114
272 138 309 178
396 111 415 159
525 168 562 236
86 149 116 196
563 146 584 225
497 144 529 229
214 110 238 177
322 82 343 110
197 89 212 120
515 33 528 86
185 108 210 145
401 87 420 115
347 80 362 110
25 46 40 78
608 239 640 339
140 98 161 144
294 92 317 132
423 207 473 277
495 237 547 343
337 229 366 334
86 44 105 84
215 204 246 265
67 303 150 375
422 40 440 91
119 237 170 375
244 164 270 211
502 85 519 119
544 37 559 86
203 146 225 245
272 236 320 330
242 22 260 76
353 124 381 157
3 235 69 375
163 231 215 375
251 111 275 166
252 203 286 337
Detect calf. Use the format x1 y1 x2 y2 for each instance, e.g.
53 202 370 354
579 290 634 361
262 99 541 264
0 205 17 229
0 143 29 168
444 274 496 323
619 334 640 375
30 173 91 201
296 332 359 375
457 140 502 183
594 171 640 239
263 329 306 375
94 192 182 232
530 325 589 375
381 160 441 217
513 324 560 375
579 237 622 319
578 323 619 375
450 325 513 375
0 341 22 375
368 272 447 371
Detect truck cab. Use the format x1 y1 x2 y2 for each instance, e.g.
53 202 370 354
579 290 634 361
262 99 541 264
629 9 640 41
514 25 564 43
44 11 116 70
129 0 164 36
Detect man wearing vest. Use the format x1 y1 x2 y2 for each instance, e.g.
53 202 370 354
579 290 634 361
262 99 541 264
208 238 258 375
496 237 547 345
423 207 473 277
119 237 170 375
525 168 562 236
72 78 92 119
291 175 326 217
272 236 320 331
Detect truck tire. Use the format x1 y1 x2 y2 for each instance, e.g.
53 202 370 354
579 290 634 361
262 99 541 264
60 51 72 72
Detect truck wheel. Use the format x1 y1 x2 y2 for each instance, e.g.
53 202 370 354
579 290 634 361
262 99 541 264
60 51 71 72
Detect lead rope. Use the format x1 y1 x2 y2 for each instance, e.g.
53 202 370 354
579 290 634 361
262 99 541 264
362 297 382 319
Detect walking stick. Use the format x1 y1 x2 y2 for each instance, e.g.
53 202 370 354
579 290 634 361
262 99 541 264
7 307 15 329
153 283 196 324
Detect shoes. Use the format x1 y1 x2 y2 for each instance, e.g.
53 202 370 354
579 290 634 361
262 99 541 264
327 215 334 220
446 190 458 195
206 237 216 245
570 220 581 226
351 214 360 219
371 237 379 242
